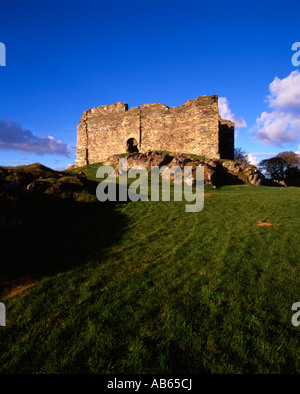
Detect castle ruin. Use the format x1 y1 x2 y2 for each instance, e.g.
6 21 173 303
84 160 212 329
75 95 234 167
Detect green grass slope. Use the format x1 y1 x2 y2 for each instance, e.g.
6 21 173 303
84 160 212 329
0 163 299 373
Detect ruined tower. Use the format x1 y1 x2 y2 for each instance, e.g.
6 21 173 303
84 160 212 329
75 95 234 167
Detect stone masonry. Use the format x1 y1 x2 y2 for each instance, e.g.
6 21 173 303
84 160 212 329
75 95 234 167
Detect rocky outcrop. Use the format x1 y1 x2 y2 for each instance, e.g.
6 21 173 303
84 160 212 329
221 160 265 185
0 163 91 230
0 163 87 197
103 151 265 186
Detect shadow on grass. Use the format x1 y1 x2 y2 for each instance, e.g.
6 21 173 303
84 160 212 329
0 180 126 295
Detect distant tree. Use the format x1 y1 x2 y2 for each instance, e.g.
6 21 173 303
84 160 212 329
276 151 300 167
259 157 291 179
259 151 300 185
234 147 250 163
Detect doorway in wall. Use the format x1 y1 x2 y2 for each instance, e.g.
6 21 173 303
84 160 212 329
126 138 139 153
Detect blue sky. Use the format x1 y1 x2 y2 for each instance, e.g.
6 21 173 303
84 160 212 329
0 0 299 169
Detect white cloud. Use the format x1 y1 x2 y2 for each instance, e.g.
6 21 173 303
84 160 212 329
247 153 260 167
256 70 300 146
267 70 300 111
246 152 278 167
218 97 247 129
0 119 70 156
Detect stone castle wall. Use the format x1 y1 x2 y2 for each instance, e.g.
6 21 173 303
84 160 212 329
75 95 234 167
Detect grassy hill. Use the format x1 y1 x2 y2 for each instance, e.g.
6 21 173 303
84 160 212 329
0 162 299 373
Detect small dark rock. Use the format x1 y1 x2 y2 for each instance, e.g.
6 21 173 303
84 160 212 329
76 171 87 182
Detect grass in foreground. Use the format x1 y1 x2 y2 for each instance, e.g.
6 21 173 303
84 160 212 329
0 165 299 373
